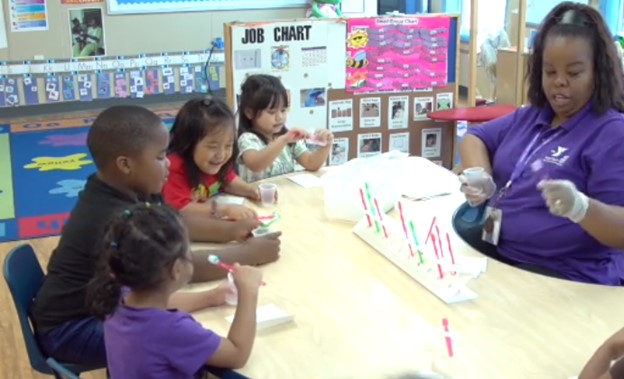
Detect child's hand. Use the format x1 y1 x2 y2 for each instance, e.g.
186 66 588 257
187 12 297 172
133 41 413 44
230 218 262 242
314 129 334 144
221 204 257 221
280 128 309 144
605 327 624 357
207 281 232 307
231 263 264 293
242 232 282 265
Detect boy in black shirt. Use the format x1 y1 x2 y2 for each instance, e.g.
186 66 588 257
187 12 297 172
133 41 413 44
32 105 281 366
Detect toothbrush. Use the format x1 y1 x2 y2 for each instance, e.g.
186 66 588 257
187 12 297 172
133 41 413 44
207 255 266 286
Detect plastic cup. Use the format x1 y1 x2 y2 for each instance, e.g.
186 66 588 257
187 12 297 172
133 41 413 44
462 167 485 186
252 227 272 238
258 183 277 206
224 272 238 306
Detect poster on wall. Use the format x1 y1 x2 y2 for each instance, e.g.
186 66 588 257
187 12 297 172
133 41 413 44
69 8 106 58
330 137 349 166
328 99 353 132
345 16 450 93
388 96 409 129
10 0 48 32
358 133 382 158
421 128 441 158
229 20 347 134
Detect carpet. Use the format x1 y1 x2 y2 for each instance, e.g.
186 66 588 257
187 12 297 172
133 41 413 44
0 109 177 242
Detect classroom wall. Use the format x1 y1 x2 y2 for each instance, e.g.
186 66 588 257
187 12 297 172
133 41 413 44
0 2 306 61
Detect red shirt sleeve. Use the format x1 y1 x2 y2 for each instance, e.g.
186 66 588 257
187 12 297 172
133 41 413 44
162 154 194 210
224 167 238 184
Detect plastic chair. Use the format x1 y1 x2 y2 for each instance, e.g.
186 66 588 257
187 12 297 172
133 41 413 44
46 358 80 379
452 202 490 252
3 244 104 378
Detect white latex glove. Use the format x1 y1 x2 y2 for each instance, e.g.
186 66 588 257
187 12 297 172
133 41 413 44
537 179 589 223
458 168 497 207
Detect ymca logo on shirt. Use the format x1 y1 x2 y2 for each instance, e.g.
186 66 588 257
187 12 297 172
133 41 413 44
544 146 570 166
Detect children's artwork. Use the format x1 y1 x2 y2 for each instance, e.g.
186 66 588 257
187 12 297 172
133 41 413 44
45 75 60 102
234 49 262 70
346 16 451 93
114 71 128 98
360 97 381 128
68 8 106 57
358 133 382 158
271 46 290 71
300 88 326 108
193 66 206 93
145 69 160 95
4 78 19 106
414 96 433 121
330 137 349 166
179 66 194 94
162 67 176 95
61 74 76 101
389 132 409 154
422 128 442 158
96 71 111 99
388 96 409 129
301 46 327 67
0 77 5 107
77 74 93 101
22 75 40 105
328 99 354 132
436 92 453 110
129 70 145 98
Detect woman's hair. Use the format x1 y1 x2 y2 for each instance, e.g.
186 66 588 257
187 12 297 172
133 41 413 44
169 96 237 187
87 203 190 320
526 2 624 114
238 74 290 144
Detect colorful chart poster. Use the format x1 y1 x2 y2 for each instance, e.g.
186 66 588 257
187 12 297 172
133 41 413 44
345 16 450 93
9 0 48 32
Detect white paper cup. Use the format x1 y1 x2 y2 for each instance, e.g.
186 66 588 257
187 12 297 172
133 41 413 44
462 167 485 186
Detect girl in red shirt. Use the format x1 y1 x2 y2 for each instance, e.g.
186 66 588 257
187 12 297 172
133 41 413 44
164 97 260 221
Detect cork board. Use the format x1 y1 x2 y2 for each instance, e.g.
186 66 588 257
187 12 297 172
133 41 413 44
326 84 457 169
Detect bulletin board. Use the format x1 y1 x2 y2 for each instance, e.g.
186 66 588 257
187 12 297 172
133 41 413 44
224 19 347 133
224 14 460 169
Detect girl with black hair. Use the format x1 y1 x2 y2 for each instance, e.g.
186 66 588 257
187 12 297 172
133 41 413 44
458 2 624 285
87 203 263 378
164 97 263 221
237 74 334 182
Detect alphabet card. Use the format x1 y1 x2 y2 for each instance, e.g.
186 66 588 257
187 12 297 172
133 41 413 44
228 19 346 134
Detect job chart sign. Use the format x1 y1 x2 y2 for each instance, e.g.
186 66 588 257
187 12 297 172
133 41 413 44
229 20 347 133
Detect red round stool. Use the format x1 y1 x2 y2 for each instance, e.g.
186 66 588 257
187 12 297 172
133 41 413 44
427 105 517 123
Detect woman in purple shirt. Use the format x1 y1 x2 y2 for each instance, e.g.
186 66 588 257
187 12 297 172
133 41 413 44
459 2 624 285
87 204 264 378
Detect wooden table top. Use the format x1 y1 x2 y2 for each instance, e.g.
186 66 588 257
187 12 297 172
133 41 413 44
186 159 623 379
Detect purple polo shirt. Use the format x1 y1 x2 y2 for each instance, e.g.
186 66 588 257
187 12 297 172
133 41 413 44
105 301 222 379
467 102 624 285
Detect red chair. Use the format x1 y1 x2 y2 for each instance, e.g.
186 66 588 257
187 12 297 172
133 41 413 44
427 104 517 123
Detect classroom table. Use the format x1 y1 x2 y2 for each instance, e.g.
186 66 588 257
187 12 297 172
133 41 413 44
185 159 623 379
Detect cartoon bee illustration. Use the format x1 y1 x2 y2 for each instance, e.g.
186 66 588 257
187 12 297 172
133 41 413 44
347 30 369 49
347 50 368 69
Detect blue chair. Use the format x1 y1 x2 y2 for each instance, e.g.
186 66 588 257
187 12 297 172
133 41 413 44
3 244 104 378
451 202 490 252
46 358 80 379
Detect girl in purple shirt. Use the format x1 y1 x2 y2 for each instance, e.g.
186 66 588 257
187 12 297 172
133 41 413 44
459 2 624 285
87 204 264 378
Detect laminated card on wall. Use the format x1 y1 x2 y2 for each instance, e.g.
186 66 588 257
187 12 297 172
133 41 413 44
227 19 347 135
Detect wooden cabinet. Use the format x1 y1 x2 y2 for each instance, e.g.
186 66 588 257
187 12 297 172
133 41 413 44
496 47 529 106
